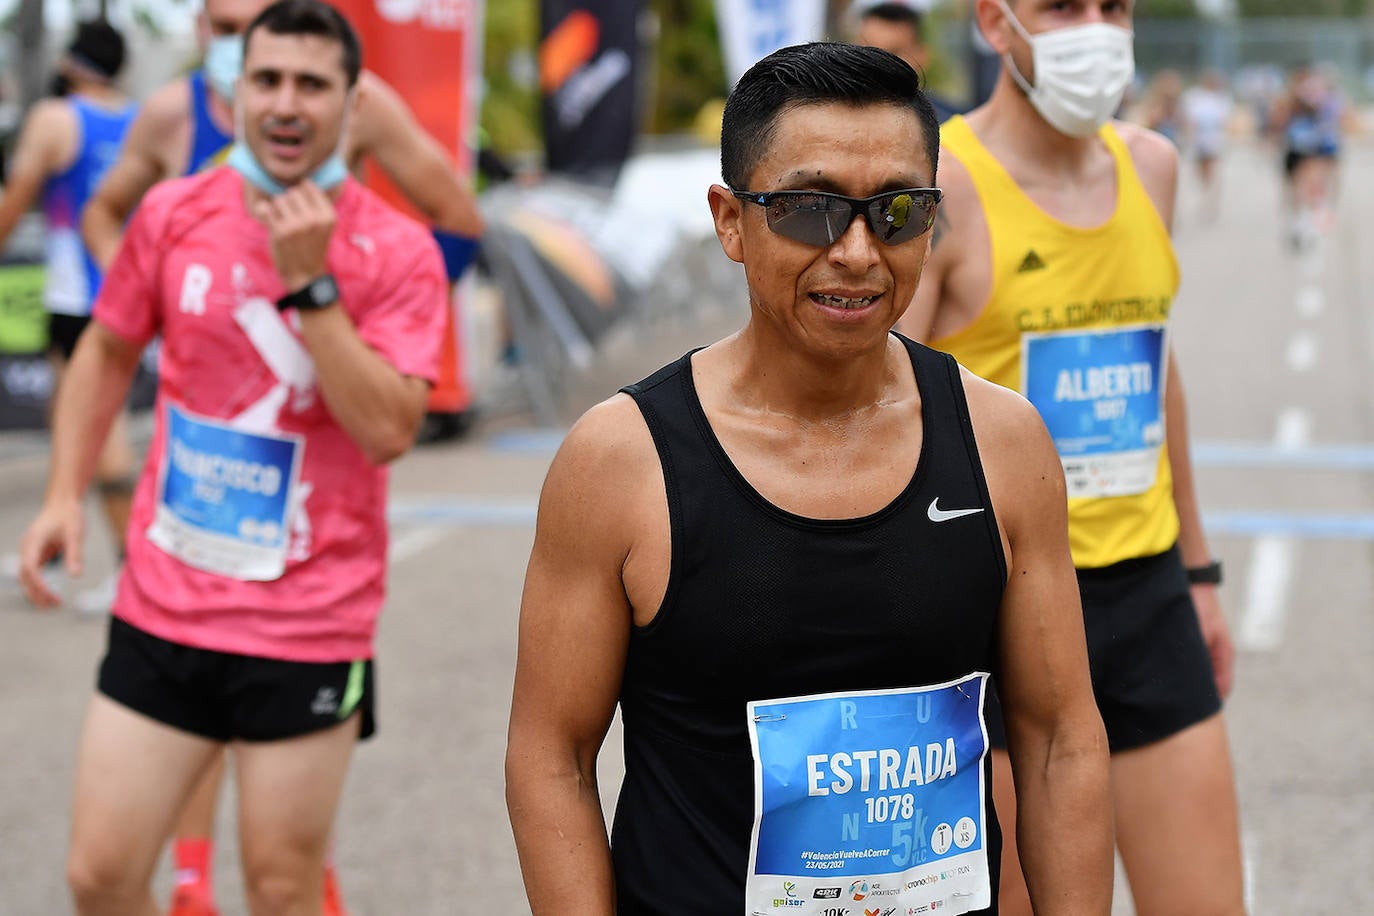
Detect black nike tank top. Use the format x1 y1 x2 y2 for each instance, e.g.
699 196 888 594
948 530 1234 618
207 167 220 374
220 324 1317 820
612 335 1006 914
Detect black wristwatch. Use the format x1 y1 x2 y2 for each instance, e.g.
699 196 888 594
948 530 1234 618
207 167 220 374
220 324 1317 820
276 274 339 312
1186 560 1223 585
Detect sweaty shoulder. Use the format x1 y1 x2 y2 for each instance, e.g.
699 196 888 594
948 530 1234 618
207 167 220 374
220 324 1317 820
133 79 193 139
933 140 985 254
905 136 990 341
544 393 662 546
957 366 1064 549
1112 120 1178 226
348 70 405 154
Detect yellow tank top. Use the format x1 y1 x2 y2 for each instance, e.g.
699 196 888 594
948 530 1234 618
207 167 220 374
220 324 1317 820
935 116 1180 569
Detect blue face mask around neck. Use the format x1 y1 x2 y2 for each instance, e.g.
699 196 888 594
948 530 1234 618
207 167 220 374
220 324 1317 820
227 142 349 196
227 89 353 196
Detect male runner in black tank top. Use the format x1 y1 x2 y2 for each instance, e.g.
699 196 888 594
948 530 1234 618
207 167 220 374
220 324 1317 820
507 43 1111 915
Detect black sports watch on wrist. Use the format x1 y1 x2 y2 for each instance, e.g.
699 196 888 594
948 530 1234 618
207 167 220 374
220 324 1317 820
1186 560 1223 585
276 274 339 312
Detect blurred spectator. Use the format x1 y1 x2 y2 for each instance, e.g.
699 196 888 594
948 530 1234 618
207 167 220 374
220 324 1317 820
850 0 963 121
1181 69 1234 222
1270 64 1348 247
1136 69 1184 147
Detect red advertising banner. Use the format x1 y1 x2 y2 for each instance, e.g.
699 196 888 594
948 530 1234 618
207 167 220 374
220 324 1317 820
332 0 483 414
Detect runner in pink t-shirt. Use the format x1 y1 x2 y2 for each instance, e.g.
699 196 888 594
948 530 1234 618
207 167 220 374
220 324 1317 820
98 163 443 663
17 4 446 912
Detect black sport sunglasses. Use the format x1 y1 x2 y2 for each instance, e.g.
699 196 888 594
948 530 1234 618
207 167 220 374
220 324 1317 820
730 187 942 248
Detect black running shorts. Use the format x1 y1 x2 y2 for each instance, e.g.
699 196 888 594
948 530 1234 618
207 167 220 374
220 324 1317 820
97 616 376 742
985 544 1222 753
48 313 90 361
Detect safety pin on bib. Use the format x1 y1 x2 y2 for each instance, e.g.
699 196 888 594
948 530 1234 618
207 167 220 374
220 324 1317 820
752 713 787 723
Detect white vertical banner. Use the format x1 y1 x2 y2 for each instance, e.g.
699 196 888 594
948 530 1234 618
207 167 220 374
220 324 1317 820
713 0 827 86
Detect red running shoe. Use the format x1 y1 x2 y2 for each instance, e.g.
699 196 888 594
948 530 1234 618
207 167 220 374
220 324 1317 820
167 884 219 916
322 864 349 916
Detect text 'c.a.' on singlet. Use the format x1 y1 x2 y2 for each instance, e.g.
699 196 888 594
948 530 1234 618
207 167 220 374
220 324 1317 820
186 70 233 176
614 336 1007 915
934 116 1181 569
42 95 136 316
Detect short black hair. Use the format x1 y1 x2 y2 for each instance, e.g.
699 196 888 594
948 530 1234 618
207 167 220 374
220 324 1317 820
68 20 126 80
243 0 362 88
721 42 938 190
863 2 925 36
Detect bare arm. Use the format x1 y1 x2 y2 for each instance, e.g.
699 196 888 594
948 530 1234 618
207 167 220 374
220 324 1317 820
0 101 71 251
296 304 429 464
971 376 1113 913
1165 349 1233 696
18 322 143 605
898 149 988 344
1121 124 1234 697
507 398 648 914
353 72 484 238
81 85 183 269
255 181 436 464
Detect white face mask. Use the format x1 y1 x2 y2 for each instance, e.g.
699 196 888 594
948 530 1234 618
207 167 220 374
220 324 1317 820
204 34 243 102
998 1 1135 138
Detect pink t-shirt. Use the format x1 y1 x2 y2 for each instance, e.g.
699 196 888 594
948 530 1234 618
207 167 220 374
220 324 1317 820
95 168 447 662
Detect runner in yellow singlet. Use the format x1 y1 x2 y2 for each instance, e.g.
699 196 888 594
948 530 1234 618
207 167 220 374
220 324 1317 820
901 2 1244 913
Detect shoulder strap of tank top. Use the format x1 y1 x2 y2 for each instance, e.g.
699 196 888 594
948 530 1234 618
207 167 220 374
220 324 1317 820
186 70 232 176
898 334 1009 584
1098 121 1176 249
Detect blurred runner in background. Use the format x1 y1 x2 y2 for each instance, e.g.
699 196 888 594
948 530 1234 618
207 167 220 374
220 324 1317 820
0 21 136 615
19 3 447 914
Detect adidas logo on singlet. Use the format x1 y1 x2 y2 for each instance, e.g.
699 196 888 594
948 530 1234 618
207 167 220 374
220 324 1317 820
1017 250 1046 273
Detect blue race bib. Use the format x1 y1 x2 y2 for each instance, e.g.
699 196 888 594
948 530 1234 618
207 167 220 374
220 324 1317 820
148 404 303 581
745 674 992 915
1022 324 1168 498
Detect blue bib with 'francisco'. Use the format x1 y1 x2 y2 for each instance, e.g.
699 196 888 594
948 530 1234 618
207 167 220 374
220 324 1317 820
148 404 303 581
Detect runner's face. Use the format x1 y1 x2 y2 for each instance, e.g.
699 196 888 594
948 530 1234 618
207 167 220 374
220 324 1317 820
713 102 934 359
198 0 270 46
856 17 928 73
240 31 352 186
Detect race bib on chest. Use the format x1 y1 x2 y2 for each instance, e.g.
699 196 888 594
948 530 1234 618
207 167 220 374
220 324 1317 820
147 404 303 581
745 674 992 916
1022 324 1168 498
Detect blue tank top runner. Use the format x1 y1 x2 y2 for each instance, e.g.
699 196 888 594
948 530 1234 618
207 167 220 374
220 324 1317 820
187 69 233 176
42 94 136 315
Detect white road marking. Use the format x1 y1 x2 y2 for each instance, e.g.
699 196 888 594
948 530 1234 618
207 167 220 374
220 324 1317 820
1294 285 1326 318
1274 407 1311 451
1284 331 1319 373
1238 411 1307 652
1239 535 1297 652
1298 245 1325 279
387 526 446 565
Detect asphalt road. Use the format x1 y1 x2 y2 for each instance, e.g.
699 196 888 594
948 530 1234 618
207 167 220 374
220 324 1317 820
1 138 1371 914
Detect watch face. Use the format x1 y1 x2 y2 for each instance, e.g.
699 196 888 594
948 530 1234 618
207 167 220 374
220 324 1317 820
310 276 337 305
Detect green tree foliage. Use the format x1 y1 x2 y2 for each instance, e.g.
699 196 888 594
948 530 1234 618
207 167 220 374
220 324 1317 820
480 1 540 155
647 0 727 133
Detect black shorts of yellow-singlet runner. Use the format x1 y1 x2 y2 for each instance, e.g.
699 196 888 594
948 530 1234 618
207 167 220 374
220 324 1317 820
984 544 1221 753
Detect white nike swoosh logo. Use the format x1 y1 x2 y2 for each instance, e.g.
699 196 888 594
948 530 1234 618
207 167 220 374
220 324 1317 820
928 498 985 523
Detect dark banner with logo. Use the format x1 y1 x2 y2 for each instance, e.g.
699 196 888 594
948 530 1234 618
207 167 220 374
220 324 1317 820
539 0 641 186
